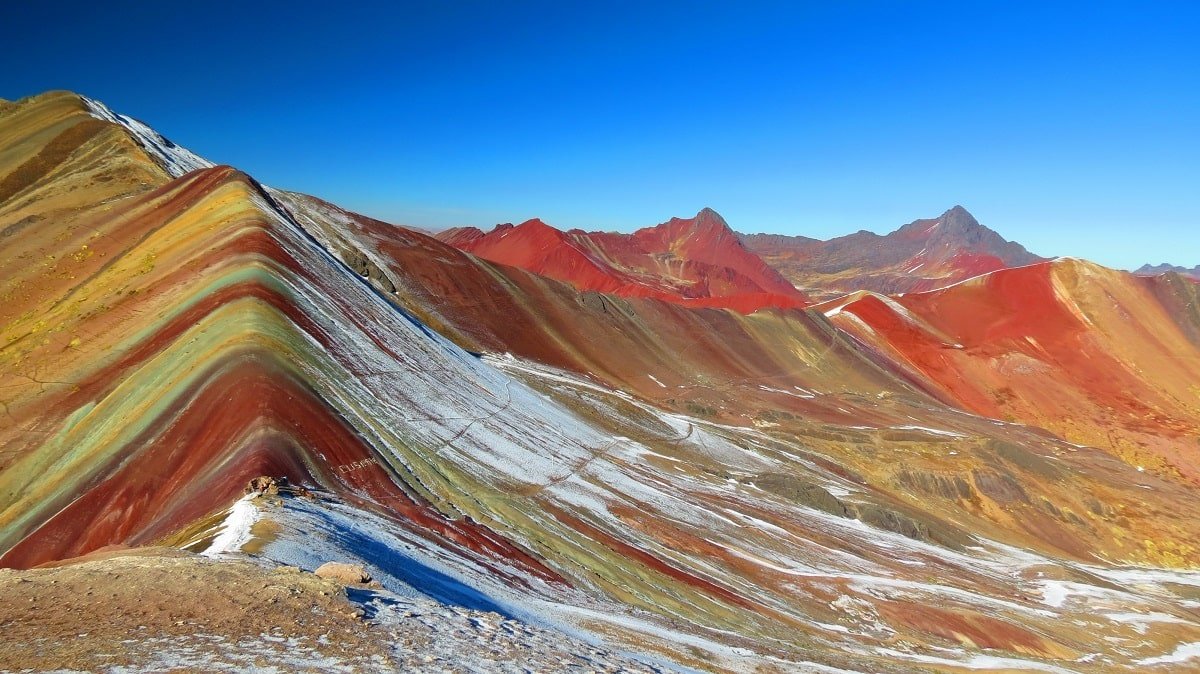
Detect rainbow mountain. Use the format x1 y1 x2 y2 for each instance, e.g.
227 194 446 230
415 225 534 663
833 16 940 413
3 91 1200 672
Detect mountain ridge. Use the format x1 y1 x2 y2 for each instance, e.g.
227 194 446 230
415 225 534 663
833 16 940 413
434 207 811 313
740 205 1045 299
1136 262 1200 279
437 204 1046 305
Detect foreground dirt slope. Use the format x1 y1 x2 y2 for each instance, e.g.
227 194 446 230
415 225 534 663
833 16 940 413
0 547 658 673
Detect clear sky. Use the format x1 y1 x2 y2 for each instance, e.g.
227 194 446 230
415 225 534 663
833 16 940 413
4 1 1197 269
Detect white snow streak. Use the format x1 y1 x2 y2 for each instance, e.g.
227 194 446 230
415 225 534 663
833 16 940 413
201 495 259 557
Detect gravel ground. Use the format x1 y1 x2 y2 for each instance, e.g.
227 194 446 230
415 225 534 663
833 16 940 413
0 547 665 673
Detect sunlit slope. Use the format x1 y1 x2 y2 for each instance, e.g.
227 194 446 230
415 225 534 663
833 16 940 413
275 187 1200 571
824 260 1200 485
436 208 811 313
276 189 926 421
0 96 560 581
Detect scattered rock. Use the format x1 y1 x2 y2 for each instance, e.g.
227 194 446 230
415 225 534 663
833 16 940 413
246 476 281 496
314 562 371 584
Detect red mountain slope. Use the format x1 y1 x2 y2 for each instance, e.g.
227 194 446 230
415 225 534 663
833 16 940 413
820 259 1200 482
436 208 809 313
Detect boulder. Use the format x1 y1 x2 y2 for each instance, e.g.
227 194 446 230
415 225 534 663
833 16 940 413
314 562 371 584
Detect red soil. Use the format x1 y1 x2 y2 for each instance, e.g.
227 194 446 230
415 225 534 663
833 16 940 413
436 210 809 314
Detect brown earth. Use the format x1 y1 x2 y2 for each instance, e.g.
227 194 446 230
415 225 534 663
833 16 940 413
0 547 662 673
0 547 388 672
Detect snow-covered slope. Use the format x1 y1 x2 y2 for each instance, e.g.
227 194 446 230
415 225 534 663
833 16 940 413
83 95 214 177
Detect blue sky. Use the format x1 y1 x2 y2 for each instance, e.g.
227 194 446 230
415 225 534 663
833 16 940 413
4 1 1197 268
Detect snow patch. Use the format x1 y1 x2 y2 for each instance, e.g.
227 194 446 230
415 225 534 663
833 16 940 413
889 424 967 438
83 97 214 178
1138 641 1200 666
201 495 259 557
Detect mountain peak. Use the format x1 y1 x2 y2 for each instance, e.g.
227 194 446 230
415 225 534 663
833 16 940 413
920 206 1040 264
690 206 732 234
935 205 982 234
516 217 553 230
648 207 739 252
891 205 991 243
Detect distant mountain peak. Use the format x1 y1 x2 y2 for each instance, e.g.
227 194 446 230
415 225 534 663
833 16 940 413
667 206 727 226
650 207 739 249
897 205 983 239
740 205 1045 299
939 205 980 230
432 206 806 310
688 206 732 233
516 217 553 230
1135 262 1200 279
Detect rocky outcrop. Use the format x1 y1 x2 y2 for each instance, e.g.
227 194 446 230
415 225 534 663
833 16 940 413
752 473 849 517
245 476 281 496
344 247 397 294
971 469 1031 504
896 470 975 501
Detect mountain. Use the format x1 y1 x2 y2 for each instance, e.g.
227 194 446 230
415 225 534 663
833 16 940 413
817 258 1200 482
441 205 1046 306
3 91 1200 672
741 205 1046 299
1136 262 1200 280
436 207 811 313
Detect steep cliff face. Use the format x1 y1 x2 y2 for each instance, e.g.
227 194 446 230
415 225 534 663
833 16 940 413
741 205 1045 299
3 92 1200 672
